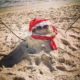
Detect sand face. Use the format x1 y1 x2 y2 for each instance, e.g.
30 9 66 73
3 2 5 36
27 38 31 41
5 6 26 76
0 1 80 80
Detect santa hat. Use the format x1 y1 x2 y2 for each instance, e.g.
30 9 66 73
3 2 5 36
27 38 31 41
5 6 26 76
29 18 51 31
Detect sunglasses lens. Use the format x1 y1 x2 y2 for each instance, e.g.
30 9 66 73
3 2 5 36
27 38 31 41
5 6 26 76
43 25 48 29
36 26 42 30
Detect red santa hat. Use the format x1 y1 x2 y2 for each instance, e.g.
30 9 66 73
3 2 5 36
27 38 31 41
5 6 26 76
29 18 51 31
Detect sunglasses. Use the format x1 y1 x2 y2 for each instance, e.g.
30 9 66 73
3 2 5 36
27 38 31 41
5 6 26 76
32 25 49 32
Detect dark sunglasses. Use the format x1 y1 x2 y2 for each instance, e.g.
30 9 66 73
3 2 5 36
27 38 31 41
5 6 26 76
32 25 49 32
36 25 49 30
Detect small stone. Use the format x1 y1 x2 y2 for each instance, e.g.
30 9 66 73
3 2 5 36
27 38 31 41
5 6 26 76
42 44 45 47
28 75 32 78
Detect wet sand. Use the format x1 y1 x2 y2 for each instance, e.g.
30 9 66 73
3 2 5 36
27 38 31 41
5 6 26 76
0 1 80 14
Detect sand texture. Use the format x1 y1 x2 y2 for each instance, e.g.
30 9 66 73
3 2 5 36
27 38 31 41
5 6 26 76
0 1 80 80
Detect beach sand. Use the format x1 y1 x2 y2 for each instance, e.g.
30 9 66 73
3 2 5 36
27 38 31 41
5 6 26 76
0 1 80 80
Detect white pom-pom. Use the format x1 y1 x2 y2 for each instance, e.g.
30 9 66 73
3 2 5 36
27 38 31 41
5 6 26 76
26 30 32 36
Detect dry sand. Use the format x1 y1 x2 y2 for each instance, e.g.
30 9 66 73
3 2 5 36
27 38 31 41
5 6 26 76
0 1 80 80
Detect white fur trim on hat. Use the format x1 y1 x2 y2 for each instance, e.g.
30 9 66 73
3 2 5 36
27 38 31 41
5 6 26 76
34 20 51 28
